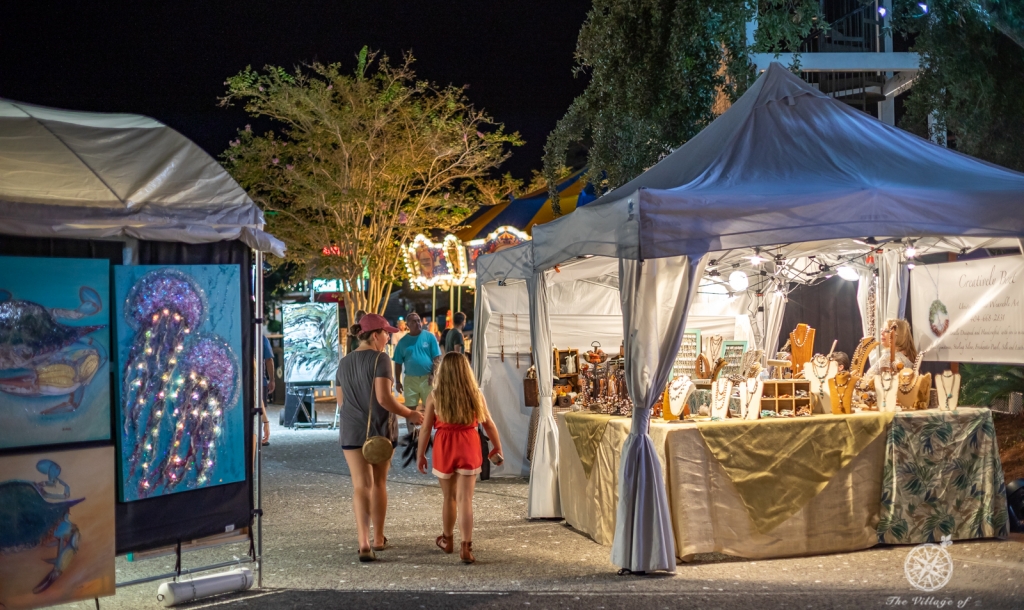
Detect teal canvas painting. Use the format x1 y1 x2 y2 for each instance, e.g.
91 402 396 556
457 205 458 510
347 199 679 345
114 265 244 502
0 256 111 449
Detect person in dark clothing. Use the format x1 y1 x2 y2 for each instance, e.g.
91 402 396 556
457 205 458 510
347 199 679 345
445 312 466 354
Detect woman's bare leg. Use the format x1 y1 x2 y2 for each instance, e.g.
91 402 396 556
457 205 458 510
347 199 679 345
455 473 476 543
343 449 373 552
370 459 391 547
439 476 458 537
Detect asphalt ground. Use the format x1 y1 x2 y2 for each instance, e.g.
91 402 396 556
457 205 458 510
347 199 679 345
52 405 1024 610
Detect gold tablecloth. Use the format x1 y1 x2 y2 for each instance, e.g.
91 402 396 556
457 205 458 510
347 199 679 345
694 413 892 534
564 412 615 478
557 413 888 559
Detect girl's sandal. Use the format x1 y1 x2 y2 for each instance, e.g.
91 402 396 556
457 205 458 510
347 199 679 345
436 533 453 554
371 537 389 552
358 548 376 562
460 541 475 564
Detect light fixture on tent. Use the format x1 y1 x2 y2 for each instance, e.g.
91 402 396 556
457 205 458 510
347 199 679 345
837 265 859 281
728 270 749 291
746 249 767 265
905 243 918 259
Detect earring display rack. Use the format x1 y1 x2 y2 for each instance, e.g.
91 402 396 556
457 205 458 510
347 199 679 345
673 330 701 379
759 380 812 415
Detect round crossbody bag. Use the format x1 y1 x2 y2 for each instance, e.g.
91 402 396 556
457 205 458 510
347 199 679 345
361 352 394 465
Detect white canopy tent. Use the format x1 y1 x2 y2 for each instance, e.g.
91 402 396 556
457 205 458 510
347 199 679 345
474 63 1024 573
0 98 284 256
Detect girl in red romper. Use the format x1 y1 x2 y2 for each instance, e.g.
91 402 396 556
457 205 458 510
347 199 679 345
417 352 503 564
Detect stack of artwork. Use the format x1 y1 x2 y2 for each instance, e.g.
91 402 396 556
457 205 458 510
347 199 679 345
0 256 249 608
283 303 340 383
0 256 116 608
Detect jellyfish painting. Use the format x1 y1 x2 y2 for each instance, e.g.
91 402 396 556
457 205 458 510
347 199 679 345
115 266 243 502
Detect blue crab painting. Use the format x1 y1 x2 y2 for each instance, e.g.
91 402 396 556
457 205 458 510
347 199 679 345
0 287 106 413
0 256 111 449
0 459 83 594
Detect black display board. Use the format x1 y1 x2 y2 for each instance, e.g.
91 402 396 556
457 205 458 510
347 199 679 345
0 236 254 554
778 276 864 360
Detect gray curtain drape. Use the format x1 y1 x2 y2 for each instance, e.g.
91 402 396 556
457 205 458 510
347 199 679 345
526 270 560 518
611 254 705 572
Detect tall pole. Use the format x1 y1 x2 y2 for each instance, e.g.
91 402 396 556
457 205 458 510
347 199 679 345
254 250 264 590
457 286 462 312
431 285 437 329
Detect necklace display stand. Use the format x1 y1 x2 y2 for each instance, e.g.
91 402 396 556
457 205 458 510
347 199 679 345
789 323 815 376
739 378 763 420
666 376 695 419
935 370 961 411
710 378 733 420
695 353 712 379
896 369 932 410
875 371 899 413
804 354 837 413
703 335 724 363
828 372 855 414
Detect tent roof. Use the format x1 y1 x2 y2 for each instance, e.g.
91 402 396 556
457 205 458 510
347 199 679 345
0 98 284 255
530 63 1024 270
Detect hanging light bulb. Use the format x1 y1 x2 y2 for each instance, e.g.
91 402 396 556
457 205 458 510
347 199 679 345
878 6 887 17
837 266 859 281
728 270 749 291
905 244 917 259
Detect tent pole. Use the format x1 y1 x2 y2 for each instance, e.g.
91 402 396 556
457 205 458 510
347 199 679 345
432 285 437 328
457 286 462 312
254 249 264 590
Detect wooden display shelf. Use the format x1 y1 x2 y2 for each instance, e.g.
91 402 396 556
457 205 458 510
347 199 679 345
554 348 580 391
759 379 811 415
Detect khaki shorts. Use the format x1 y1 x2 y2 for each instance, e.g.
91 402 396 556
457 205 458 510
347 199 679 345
403 374 432 408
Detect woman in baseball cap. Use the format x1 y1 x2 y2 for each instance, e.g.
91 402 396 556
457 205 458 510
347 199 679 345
336 313 423 562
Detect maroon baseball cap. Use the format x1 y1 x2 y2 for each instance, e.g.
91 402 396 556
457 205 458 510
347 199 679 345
358 313 399 334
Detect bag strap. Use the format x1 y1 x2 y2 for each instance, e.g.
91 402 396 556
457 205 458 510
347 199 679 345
367 351 383 441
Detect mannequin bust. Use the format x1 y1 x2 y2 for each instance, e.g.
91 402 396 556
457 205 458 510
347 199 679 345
875 370 899 413
710 378 733 420
740 377 764 420
666 375 695 419
828 372 855 414
803 353 838 413
935 370 961 411
789 323 815 376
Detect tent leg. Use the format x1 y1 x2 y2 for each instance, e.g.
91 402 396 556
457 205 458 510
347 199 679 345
254 250 264 590
432 286 437 328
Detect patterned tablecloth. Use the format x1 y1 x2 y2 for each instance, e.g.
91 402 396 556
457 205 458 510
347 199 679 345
877 408 1009 544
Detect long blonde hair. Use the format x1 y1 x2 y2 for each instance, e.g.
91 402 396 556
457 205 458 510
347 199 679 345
885 318 918 363
432 352 487 425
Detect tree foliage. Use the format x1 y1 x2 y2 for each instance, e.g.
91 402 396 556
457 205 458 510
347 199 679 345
895 1 1024 172
220 49 521 323
542 1 831 208
543 0 758 206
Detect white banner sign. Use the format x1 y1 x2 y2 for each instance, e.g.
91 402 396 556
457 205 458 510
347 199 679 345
911 255 1024 364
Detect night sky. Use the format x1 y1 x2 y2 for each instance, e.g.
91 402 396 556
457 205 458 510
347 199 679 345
0 1 592 178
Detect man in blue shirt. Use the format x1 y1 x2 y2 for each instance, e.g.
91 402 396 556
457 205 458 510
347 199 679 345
393 312 440 431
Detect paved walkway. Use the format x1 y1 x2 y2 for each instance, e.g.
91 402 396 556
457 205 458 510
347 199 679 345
57 406 1024 609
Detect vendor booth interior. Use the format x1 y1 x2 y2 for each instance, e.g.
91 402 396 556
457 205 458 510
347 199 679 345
472 64 1024 573
0 98 283 608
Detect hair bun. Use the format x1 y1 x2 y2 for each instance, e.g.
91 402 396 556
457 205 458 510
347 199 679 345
349 323 362 335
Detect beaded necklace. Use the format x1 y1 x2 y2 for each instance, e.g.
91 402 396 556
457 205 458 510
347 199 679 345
878 371 894 410
791 325 812 348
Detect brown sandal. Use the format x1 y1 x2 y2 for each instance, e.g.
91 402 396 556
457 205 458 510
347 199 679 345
371 536 389 552
460 541 475 564
436 533 453 554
